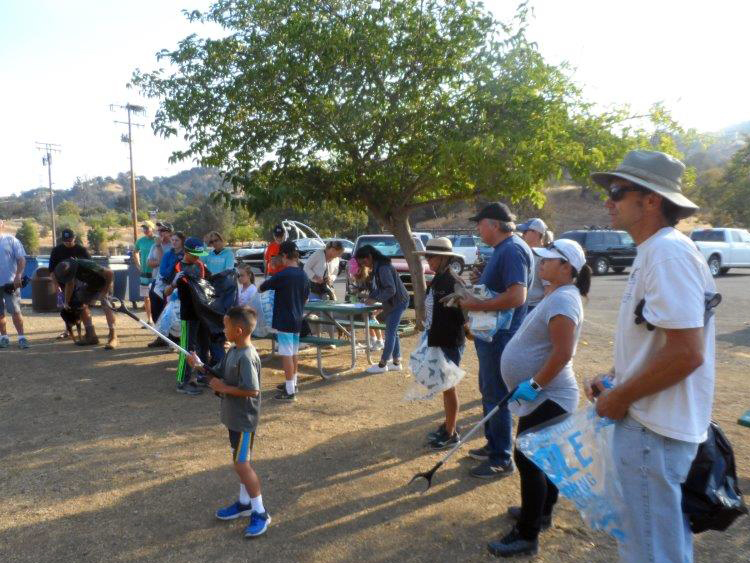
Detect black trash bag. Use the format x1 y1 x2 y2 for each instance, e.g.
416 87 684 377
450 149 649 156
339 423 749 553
682 421 748 533
185 270 238 340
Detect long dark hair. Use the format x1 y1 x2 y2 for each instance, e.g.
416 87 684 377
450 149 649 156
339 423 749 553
354 244 390 264
571 263 592 297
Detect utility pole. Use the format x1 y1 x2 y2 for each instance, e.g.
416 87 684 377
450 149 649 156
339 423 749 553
111 103 146 245
35 142 61 246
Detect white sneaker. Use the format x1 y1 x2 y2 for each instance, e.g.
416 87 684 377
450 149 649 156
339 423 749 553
373 340 384 350
387 362 403 372
365 364 388 374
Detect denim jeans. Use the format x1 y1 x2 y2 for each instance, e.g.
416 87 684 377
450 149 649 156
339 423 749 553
613 416 699 563
380 300 408 364
474 331 513 466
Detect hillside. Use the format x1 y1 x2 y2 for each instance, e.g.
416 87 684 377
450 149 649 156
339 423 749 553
415 185 710 235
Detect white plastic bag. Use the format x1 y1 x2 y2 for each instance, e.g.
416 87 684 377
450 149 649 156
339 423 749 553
468 285 513 342
249 289 275 337
516 406 627 542
405 333 466 401
157 297 182 338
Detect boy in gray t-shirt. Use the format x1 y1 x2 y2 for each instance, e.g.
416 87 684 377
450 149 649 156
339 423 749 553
188 306 269 538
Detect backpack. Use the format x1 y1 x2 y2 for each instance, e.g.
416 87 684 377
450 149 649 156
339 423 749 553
682 421 748 533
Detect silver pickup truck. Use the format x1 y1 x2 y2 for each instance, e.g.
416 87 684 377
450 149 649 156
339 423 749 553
691 228 750 276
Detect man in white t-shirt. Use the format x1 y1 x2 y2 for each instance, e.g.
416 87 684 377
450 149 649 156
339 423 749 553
588 151 715 563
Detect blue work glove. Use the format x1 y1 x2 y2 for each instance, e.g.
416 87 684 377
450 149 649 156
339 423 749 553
511 380 540 403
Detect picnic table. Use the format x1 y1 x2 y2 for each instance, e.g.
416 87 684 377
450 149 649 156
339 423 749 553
302 300 382 378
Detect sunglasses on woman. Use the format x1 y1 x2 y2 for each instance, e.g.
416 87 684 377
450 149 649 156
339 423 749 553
541 242 569 264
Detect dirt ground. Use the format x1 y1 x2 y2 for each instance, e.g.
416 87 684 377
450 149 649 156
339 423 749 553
1 273 749 563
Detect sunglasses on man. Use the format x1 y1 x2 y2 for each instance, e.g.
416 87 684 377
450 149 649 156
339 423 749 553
608 184 650 202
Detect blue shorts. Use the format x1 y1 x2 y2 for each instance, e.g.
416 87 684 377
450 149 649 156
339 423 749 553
276 331 300 356
229 430 255 463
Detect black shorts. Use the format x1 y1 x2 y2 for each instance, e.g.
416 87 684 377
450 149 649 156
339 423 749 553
228 429 255 463
75 284 107 306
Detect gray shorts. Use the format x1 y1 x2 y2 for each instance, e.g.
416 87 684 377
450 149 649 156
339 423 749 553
1 289 21 316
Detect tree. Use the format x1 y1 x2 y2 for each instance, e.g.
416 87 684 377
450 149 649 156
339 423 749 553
172 197 235 238
702 139 750 226
87 226 109 255
15 220 40 255
56 200 81 217
133 0 670 322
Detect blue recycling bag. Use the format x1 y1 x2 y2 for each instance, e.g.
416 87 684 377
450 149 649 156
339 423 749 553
516 406 627 541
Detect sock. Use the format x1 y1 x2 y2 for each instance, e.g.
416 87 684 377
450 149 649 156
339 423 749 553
250 494 265 515
292 373 298 387
285 380 295 395
239 484 251 505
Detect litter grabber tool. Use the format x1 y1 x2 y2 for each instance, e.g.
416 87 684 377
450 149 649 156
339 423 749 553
408 388 515 493
108 297 221 379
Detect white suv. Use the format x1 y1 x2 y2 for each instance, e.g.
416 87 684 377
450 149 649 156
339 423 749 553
449 234 479 271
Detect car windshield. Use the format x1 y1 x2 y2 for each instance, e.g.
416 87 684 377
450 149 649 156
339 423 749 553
357 236 425 257
691 230 725 242
621 232 635 245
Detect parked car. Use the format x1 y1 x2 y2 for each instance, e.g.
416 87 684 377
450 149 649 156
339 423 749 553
690 227 750 276
447 234 480 273
235 244 267 272
558 229 636 275
295 237 325 261
347 234 434 306
412 231 433 247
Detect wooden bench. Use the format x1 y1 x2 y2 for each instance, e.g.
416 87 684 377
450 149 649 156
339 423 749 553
251 332 353 380
306 318 415 335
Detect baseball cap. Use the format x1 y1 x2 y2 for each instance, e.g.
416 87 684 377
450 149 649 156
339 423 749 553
141 220 155 230
272 224 285 237
469 202 515 223
533 239 586 272
61 228 75 241
517 218 548 235
184 236 209 256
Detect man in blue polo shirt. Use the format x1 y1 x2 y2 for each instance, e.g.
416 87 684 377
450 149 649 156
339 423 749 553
460 202 533 478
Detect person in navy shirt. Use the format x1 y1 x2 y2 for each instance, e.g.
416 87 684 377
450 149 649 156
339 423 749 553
460 202 533 479
259 240 310 402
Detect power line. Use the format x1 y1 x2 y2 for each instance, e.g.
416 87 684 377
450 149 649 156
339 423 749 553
110 103 146 245
35 142 62 246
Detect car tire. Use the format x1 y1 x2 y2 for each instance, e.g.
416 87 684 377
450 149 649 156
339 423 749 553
613 267 625 273
707 255 722 277
593 257 609 276
449 259 464 275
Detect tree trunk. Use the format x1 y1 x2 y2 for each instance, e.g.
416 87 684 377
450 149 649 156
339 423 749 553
387 211 426 330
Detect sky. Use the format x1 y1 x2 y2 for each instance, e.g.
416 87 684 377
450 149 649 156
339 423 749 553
1 0 748 198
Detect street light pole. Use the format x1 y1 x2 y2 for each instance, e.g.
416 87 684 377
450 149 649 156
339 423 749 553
36 142 61 247
111 103 145 245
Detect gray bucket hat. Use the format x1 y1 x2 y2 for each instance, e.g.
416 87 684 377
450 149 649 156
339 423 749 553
591 150 698 219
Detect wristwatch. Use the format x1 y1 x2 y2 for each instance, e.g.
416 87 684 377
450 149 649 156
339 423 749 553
529 379 542 392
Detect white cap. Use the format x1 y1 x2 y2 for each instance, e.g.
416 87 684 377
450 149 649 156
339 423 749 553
533 239 586 272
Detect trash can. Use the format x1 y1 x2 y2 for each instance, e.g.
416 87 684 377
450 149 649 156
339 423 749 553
31 267 59 312
21 256 39 299
127 261 143 303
